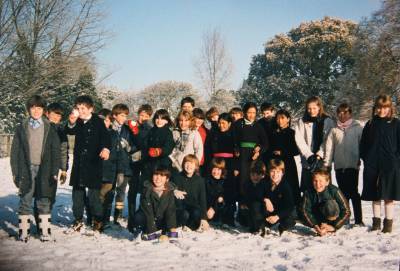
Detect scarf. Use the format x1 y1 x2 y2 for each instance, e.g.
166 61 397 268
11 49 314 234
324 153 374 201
303 114 327 154
244 118 254 125
113 121 123 134
29 117 43 129
337 119 353 131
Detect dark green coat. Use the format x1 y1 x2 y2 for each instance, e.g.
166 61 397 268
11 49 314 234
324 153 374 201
300 184 350 229
140 181 176 233
10 118 61 197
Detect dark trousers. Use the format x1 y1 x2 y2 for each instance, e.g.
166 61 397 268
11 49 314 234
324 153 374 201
176 206 202 231
128 164 141 230
209 202 235 226
266 212 296 233
300 168 313 193
132 210 170 234
248 201 267 232
72 187 102 222
335 168 362 224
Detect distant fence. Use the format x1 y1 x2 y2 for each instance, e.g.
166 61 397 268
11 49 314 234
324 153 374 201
0 134 13 158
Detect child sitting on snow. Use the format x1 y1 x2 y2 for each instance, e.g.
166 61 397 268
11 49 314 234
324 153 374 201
132 165 178 241
300 169 350 236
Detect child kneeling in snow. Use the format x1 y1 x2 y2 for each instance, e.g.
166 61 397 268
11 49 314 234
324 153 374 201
264 159 296 235
172 154 209 232
300 169 350 236
132 165 178 241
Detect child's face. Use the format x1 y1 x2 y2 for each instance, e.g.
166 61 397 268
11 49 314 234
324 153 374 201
184 161 196 176
245 108 257 122
113 113 127 125
269 168 283 185
210 114 219 122
211 167 222 179
250 173 264 184
307 102 320 118
46 111 62 124
337 109 352 123
104 116 112 129
313 174 329 193
375 106 391 118
155 117 168 128
181 103 193 112
138 111 151 124
152 174 168 189
276 114 290 129
76 104 93 120
179 117 190 131
29 106 44 120
231 112 242 122
218 119 231 132
262 110 274 119
69 109 79 124
194 117 204 129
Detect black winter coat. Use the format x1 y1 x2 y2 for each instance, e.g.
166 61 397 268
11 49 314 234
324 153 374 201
360 116 400 200
102 129 119 183
142 126 175 182
205 177 225 209
140 181 177 233
265 179 295 219
10 118 61 197
172 172 207 219
70 114 111 189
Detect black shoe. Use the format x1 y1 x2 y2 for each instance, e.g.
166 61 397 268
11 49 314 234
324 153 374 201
382 218 393 233
371 217 381 231
72 220 84 232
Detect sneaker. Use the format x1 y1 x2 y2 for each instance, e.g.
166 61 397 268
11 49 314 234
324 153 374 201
72 220 84 232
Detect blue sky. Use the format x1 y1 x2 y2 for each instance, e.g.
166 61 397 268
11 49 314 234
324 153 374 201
96 0 382 92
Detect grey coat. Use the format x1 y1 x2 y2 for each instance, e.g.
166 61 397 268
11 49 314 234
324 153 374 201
10 118 61 197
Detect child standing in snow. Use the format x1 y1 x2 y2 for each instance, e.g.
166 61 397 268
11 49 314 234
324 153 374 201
170 110 203 173
69 95 111 232
132 166 178 241
10 95 61 242
300 169 350 236
360 94 400 233
110 104 137 225
172 154 209 231
324 103 364 226
294 96 335 192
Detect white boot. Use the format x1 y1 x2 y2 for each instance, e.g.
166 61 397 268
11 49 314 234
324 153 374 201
18 215 31 242
38 214 52 242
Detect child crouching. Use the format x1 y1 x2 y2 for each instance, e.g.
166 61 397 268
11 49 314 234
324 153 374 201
300 169 351 236
132 166 178 241
172 155 209 232
264 159 296 235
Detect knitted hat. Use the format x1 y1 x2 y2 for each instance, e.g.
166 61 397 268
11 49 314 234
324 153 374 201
320 200 339 221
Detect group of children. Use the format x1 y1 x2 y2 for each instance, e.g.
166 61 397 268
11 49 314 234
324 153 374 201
10 94 399 242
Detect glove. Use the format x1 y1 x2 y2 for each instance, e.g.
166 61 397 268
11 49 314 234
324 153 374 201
131 151 142 162
148 148 162 157
307 155 317 165
120 138 131 152
127 120 139 135
59 171 67 184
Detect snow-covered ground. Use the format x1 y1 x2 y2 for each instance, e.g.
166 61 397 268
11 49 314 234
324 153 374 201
0 157 399 271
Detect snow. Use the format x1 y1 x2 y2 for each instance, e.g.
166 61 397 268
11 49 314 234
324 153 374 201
0 157 399 271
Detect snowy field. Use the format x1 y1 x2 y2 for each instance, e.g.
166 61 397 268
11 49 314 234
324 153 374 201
0 157 399 271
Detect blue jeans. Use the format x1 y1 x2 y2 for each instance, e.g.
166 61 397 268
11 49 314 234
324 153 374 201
18 165 51 215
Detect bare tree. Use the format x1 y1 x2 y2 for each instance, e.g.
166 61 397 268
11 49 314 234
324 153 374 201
193 28 233 97
0 0 108 105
